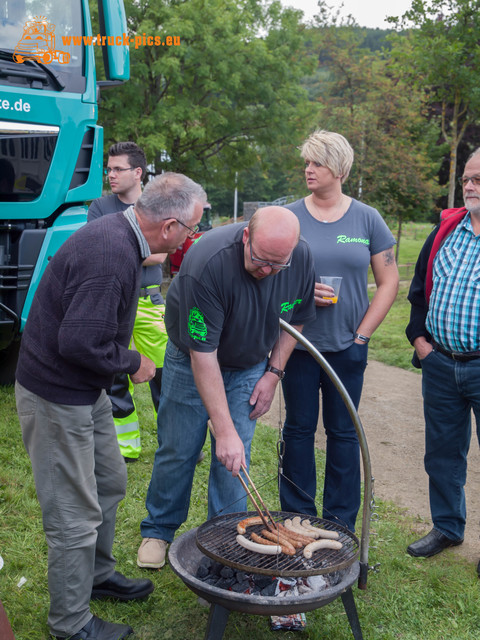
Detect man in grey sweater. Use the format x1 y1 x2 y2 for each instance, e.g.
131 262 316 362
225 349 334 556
15 173 206 640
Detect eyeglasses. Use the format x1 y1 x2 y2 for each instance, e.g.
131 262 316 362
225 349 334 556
458 176 480 187
171 218 200 237
104 167 137 175
249 239 292 270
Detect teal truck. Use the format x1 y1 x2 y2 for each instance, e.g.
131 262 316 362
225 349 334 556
0 0 129 384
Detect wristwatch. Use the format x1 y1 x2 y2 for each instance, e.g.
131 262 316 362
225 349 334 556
265 365 285 379
354 332 370 344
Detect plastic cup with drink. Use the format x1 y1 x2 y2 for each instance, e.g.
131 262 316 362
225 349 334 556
318 276 342 304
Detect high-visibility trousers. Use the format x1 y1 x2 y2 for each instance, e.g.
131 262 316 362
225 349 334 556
109 297 167 459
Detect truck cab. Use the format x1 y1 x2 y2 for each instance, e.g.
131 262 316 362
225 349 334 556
0 0 128 383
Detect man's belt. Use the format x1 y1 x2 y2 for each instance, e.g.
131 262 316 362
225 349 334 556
139 285 161 298
434 342 480 362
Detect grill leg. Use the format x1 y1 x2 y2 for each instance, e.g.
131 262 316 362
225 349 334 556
204 603 230 640
341 588 364 640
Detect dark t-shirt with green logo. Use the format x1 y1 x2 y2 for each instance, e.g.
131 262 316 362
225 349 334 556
165 222 315 370
287 197 395 352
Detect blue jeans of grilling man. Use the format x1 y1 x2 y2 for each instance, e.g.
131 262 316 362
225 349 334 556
421 349 480 541
279 343 368 532
141 340 267 542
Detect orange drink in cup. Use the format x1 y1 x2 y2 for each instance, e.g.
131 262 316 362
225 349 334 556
318 276 342 304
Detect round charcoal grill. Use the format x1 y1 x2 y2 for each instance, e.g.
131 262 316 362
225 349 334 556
196 511 359 577
169 321 374 639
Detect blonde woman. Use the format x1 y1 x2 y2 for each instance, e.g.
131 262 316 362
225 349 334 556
280 130 399 532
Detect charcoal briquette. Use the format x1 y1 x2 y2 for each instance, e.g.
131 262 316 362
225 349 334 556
220 566 234 579
260 582 277 597
253 575 274 589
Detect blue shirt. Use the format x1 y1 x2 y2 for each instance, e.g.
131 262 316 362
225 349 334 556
426 213 480 352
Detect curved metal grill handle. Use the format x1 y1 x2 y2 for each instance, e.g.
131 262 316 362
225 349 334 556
279 319 372 589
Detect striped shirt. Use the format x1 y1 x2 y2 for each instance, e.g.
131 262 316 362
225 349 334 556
426 213 480 352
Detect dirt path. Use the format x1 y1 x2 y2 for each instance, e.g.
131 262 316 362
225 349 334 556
262 359 480 564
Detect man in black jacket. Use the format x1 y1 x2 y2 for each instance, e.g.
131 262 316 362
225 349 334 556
15 172 206 640
405 149 480 563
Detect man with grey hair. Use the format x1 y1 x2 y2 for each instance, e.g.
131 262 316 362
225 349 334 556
88 149 202 463
15 172 206 640
406 149 480 564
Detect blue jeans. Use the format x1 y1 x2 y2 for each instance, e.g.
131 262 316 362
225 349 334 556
421 349 480 540
141 340 266 542
279 344 368 532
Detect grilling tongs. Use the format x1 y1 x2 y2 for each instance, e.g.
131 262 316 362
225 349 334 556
238 463 277 531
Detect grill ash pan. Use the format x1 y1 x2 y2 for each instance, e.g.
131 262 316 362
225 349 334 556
196 511 359 577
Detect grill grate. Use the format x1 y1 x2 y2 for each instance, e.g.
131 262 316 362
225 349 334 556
196 511 359 577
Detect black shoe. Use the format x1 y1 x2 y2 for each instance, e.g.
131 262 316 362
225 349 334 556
123 457 138 464
91 571 154 601
407 528 463 558
477 560 480 577
54 615 133 639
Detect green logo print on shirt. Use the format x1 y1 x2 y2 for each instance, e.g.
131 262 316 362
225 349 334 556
336 235 370 245
281 299 302 314
188 307 208 341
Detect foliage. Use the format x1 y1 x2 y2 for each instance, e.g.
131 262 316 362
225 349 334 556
388 0 480 207
97 0 314 197
2 380 480 639
294 7 443 258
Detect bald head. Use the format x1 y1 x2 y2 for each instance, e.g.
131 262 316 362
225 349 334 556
243 207 300 279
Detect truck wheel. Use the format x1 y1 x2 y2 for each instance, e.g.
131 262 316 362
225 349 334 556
0 341 21 386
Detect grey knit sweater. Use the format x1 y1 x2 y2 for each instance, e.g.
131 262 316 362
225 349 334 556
16 213 143 404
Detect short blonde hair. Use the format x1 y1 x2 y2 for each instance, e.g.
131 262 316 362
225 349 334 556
300 130 354 183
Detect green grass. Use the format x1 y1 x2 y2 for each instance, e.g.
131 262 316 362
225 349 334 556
365 222 430 371
368 221 432 283
1 384 480 640
368 283 416 371
395 222 434 265
0 223 465 638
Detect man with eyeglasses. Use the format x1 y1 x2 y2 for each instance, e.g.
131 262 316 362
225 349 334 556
406 148 480 566
88 142 169 463
137 206 316 569
15 172 206 640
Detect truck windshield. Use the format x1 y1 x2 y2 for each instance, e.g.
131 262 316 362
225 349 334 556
0 0 84 92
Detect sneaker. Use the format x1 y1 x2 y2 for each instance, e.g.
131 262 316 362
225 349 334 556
137 538 168 569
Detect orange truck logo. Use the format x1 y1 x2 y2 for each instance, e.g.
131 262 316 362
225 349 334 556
13 16 70 65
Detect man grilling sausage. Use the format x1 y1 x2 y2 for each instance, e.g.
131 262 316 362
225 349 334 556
137 206 316 570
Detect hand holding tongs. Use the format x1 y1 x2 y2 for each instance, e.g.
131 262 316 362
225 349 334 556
237 463 277 531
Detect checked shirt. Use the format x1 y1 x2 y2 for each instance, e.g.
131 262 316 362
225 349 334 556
426 213 480 352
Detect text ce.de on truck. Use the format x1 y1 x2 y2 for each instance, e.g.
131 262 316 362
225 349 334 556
0 0 129 384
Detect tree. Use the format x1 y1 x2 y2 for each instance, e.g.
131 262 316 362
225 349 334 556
388 0 480 207
301 6 443 258
97 0 314 195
